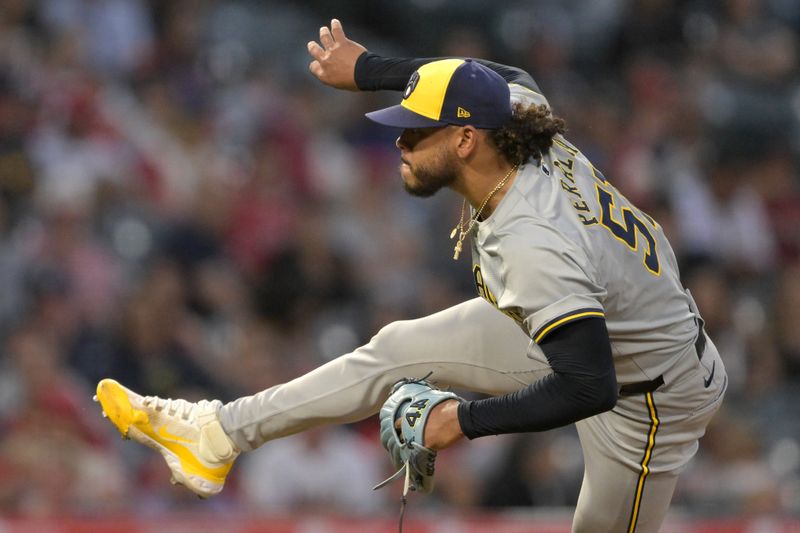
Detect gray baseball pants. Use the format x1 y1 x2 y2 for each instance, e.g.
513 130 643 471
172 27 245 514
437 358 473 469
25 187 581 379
218 297 725 533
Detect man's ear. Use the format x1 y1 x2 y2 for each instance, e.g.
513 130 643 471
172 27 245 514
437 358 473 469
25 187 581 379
453 125 480 160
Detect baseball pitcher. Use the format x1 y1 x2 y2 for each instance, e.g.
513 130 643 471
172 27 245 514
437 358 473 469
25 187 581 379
94 20 726 533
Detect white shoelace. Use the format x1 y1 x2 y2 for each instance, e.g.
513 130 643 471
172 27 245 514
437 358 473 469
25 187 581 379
143 397 196 421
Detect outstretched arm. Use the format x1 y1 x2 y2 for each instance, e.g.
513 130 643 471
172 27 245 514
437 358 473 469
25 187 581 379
307 19 541 93
354 54 540 93
425 317 618 449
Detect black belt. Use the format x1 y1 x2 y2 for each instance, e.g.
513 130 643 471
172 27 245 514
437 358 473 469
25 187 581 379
619 322 706 396
694 319 707 361
619 374 664 396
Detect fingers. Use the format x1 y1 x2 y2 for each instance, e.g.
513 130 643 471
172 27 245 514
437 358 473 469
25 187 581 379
319 25 335 50
307 40 325 60
308 60 323 79
330 18 346 41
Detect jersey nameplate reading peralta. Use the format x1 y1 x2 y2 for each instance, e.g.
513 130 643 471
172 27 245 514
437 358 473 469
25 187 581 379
473 265 525 323
552 139 598 227
553 138 661 277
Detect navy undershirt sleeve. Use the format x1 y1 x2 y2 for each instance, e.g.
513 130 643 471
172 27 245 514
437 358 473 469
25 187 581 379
354 52 541 93
457 317 618 439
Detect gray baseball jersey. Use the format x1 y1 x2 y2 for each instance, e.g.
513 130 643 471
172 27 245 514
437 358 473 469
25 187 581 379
471 86 699 386
218 82 727 533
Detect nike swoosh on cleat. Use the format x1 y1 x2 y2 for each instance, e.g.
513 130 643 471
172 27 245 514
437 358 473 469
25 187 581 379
703 360 716 388
158 426 197 445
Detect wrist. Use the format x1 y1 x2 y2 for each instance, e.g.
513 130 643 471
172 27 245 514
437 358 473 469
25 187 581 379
426 399 464 450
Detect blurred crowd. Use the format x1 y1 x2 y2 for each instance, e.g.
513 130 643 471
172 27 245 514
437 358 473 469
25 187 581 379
0 0 799 521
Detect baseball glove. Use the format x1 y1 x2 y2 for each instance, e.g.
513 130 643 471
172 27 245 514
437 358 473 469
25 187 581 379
373 378 462 494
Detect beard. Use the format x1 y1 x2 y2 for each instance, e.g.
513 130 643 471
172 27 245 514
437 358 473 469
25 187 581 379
401 149 458 198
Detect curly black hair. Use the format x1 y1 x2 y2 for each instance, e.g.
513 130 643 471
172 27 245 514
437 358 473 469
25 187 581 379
490 103 566 165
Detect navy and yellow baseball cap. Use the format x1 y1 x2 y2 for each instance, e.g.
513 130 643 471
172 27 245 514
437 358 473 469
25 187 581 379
365 58 512 129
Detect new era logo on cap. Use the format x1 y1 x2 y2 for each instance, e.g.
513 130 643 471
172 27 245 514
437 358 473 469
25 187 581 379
366 59 512 129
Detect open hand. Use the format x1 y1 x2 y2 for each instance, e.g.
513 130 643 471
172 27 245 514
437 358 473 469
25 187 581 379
307 19 367 91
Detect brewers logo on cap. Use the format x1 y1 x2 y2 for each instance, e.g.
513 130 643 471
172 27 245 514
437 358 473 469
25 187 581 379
403 72 420 100
366 58 512 129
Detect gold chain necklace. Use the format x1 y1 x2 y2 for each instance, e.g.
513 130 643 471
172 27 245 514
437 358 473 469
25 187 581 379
449 164 518 260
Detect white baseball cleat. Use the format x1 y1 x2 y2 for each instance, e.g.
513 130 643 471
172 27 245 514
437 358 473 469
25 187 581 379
94 378 239 498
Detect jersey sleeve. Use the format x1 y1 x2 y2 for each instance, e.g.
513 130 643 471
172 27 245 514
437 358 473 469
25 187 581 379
354 52 543 94
497 223 606 343
509 83 550 110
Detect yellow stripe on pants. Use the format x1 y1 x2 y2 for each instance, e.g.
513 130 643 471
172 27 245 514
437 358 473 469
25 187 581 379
628 391 660 533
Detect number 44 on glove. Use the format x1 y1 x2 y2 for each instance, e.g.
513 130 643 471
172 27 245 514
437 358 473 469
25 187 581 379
373 378 462 494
